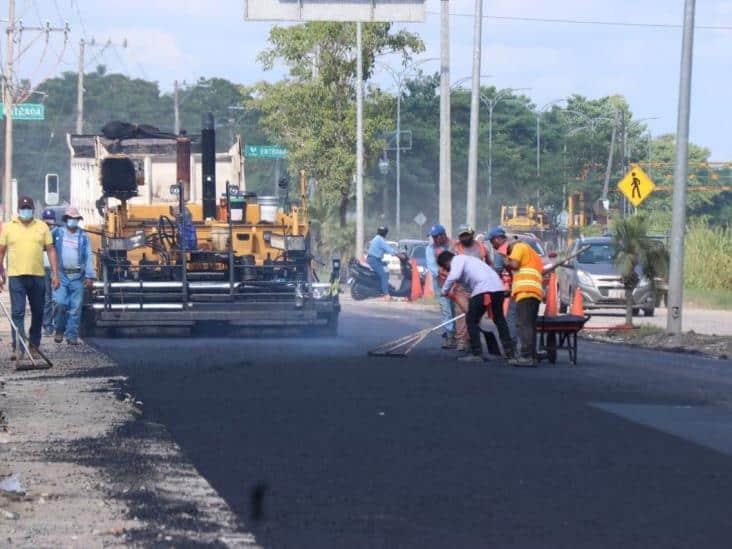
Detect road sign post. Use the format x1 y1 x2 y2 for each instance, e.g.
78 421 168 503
617 164 656 208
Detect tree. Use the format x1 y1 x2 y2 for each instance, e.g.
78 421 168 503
250 22 424 235
612 214 669 327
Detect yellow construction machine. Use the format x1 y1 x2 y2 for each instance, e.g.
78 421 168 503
499 205 551 232
71 115 340 336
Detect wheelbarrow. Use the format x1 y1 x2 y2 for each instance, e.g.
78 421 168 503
536 314 591 366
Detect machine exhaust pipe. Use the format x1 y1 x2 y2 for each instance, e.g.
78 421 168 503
201 112 216 219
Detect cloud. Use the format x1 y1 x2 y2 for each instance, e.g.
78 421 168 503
104 28 199 80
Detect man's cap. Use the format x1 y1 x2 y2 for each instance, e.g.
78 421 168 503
429 223 446 237
41 208 56 221
487 226 507 240
457 224 475 236
62 207 83 220
18 196 34 209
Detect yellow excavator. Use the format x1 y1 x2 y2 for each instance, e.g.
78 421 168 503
72 115 340 336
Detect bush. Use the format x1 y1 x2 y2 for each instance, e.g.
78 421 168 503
684 219 732 290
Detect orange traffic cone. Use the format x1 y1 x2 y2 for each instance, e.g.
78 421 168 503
570 287 585 316
422 270 435 298
409 259 423 301
544 272 558 317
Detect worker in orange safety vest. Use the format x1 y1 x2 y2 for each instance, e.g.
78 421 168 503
489 226 543 367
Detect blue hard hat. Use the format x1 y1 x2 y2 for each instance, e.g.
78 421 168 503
429 223 447 237
41 208 56 221
487 226 507 241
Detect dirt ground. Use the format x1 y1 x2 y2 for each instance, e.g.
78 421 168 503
583 328 731 360
0 313 257 547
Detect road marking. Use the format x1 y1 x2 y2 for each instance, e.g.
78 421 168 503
591 402 732 456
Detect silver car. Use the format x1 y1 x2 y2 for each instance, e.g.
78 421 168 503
557 237 657 316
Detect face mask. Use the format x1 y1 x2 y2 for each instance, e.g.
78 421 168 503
19 209 33 221
66 219 80 229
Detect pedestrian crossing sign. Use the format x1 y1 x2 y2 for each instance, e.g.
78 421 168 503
617 164 656 207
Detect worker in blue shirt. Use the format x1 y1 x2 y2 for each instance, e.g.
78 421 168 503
366 226 401 300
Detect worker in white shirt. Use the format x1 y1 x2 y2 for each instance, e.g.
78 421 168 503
437 251 515 363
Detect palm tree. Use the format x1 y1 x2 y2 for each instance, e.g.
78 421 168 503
612 214 669 328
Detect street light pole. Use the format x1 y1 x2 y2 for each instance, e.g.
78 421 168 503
668 0 697 334
378 58 438 239
396 90 401 238
466 0 483 228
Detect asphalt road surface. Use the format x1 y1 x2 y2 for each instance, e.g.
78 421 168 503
92 301 732 548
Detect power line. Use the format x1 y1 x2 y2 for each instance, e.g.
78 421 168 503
426 10 732 31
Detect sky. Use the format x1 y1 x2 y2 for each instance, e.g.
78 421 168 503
11 0 732 160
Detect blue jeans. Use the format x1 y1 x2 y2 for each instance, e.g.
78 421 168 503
54 276 84 340
9 275 45 350
432 275 455 335
366 255 389 295
505 295 518 344
43 268 54 333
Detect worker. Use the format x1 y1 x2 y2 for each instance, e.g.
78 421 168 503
52 207 96 345
438 251 513 363
456 225 490 264
366 226 399 301
0 197 60 362
41 208 57 336
425 224 458 349
489 227 543 367
488 227 517 346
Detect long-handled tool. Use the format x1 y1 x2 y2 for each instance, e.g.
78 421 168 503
0 298 53 369
543 245 591 273
368 314 466 358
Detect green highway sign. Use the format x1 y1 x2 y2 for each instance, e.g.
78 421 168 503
244 145 288 159
0 103 45 121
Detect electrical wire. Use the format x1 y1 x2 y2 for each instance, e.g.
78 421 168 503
426 10 732 31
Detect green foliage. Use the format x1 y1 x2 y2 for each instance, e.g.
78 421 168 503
612 214 669 326
684 219 732 291
250 21 424 255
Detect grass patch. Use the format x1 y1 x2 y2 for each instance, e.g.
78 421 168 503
684 287 732 310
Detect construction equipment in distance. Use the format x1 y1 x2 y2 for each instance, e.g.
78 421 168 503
67 114 340 336
500 204 551 232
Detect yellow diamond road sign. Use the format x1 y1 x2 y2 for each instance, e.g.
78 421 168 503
617 164 656 207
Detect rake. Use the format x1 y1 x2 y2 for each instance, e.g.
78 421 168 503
368 313 466 358
0 297 53 369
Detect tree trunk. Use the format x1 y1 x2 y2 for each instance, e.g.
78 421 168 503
339 196 348 228
625 287 634 328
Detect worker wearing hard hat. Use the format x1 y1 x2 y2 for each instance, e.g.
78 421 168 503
489 226 543 367
456 225 490 264
425 223 460 349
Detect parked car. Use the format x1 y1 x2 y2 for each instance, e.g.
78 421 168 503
385 239 429 278
556 236 657 316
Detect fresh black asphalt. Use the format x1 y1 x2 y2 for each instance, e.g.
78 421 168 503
92 302 732 548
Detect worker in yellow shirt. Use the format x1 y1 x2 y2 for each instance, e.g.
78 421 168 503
489 227 544 367
0 197 60 362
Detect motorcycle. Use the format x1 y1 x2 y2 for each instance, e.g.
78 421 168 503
349 254 413 300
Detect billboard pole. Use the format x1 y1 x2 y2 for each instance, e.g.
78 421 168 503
667 0 696 335
355 21 365 257
466 0 482 228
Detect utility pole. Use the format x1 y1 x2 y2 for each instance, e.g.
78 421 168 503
465 0 483 229
76 39 85 133
3 0 17 221
3 3 69 220
668 0 697 334
355 21 364 257
396 89 401 238
174 80 180 134
439 0 452 234
76 37 126 135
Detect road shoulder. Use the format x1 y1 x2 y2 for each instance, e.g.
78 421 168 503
1 332 256 547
